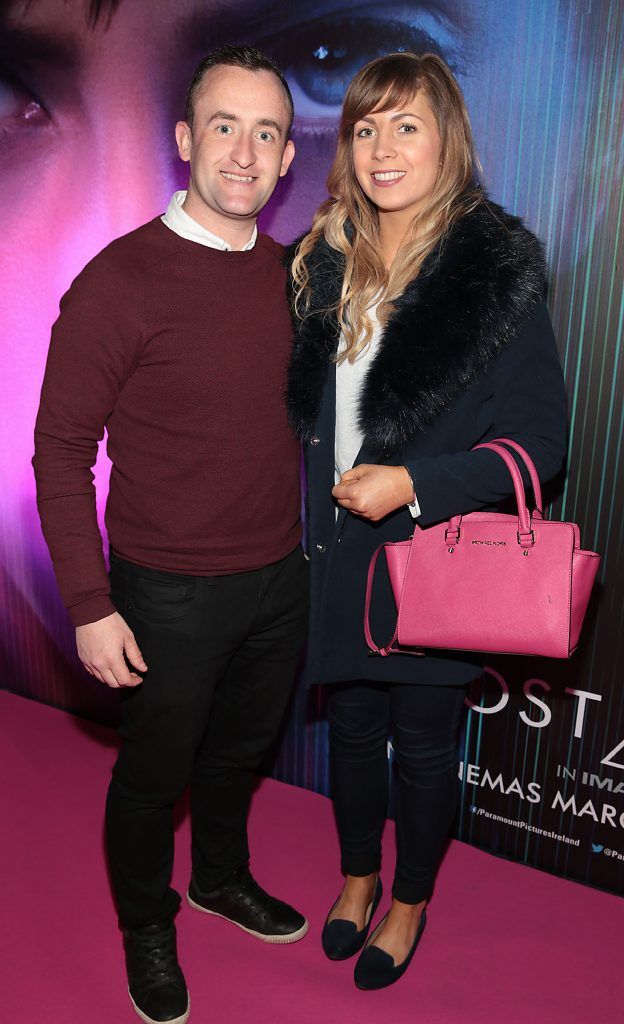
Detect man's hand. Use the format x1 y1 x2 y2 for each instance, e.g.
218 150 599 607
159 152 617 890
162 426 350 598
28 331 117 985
332 464 415 522
76 612 147 688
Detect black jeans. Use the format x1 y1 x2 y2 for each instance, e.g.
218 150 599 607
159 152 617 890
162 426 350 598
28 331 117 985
328 681 467 905
106 546 308 930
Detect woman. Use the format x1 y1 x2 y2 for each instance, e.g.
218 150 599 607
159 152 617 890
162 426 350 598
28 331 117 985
287 52 567 990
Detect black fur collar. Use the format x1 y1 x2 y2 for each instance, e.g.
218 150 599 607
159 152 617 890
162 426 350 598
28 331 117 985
286 200 546 455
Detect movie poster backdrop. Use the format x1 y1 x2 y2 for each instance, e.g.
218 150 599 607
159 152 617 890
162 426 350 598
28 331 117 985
1 1 622 893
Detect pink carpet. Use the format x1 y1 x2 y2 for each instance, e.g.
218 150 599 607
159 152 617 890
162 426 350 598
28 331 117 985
1 690 621 1024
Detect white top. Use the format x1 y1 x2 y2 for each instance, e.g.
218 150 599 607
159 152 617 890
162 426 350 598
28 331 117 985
335 306 383 482
335 305 420 518
162 191 257 251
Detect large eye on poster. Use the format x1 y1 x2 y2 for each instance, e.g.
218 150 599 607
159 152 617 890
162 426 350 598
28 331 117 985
1 1 622 893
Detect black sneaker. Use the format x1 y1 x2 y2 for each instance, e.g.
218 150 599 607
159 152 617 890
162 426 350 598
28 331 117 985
187 866 308 944
123 921 190 1024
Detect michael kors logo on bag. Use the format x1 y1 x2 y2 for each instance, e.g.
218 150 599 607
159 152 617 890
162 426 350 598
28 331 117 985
471 540 507 547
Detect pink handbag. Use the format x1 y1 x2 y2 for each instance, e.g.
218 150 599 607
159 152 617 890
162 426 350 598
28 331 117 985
364 438 600 659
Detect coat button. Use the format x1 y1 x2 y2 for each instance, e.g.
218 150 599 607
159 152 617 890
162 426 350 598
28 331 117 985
316 543 326 554
310 436 321 446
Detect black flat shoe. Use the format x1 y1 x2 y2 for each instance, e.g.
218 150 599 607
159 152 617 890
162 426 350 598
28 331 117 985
321 876 383 961
354 907 427 990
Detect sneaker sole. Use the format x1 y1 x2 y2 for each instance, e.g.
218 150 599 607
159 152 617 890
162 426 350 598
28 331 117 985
128 988 190 1024
186 891 309 944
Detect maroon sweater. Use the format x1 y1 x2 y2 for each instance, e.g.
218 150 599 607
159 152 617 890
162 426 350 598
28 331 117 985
33 218 302 626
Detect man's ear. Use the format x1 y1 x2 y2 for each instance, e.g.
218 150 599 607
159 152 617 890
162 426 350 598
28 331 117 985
279 138 296 178
175 121 192 163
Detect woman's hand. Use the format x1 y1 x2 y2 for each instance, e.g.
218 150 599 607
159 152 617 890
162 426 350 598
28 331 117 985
332 464 415 521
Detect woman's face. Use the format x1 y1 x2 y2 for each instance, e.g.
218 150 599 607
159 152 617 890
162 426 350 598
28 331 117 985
351 90 442 223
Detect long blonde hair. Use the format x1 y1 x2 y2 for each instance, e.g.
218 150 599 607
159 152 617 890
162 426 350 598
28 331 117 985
292 52 484 362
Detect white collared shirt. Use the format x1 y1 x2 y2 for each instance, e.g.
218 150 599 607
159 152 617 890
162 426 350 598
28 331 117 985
161 191 257 251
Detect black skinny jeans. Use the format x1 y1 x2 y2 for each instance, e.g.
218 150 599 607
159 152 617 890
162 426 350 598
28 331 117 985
106 546 308 930
328 681 467 904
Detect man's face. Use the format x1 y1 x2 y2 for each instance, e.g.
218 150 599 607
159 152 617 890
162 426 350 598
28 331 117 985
175 66 295 234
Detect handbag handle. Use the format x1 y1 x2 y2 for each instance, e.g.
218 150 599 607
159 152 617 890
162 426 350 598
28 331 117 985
445 441 535 547
490 437 543 515
364 544 424 657
364 544 398 656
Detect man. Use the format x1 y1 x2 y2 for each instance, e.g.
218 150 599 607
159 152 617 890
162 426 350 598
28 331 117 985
33 46 308 1024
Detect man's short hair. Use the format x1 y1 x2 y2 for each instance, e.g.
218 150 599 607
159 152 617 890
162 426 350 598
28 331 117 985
184 45 294 134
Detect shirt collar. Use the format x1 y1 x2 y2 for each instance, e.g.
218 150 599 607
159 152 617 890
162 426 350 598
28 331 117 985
161 191 257 251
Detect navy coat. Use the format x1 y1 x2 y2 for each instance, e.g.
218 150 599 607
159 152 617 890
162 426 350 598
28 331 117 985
286 202 567 687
